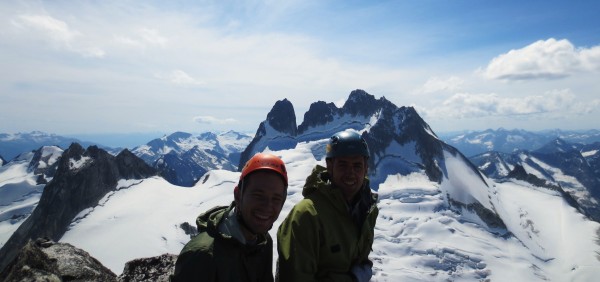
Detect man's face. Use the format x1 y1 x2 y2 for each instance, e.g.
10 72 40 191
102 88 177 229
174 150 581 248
235 170 286 234
326 155 368 202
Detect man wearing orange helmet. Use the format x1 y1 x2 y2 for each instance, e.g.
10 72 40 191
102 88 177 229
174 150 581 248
172 153 288 282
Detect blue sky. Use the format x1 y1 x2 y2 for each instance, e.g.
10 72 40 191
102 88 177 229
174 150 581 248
1 0 599 139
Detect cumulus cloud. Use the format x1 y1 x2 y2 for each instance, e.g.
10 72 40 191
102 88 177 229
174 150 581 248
422 89 599 119
12 14 105 57
482 38 600 80
416 76 464 94
193 116 237 125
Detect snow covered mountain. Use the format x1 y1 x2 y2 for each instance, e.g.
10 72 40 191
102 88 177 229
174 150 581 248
241 89 478 190
441 128 600 157
470 138 600 222
1 90 599 280
0 146 63 249
0 144 155 271
23 135 600 280
0 131 97 161
132 131 252 186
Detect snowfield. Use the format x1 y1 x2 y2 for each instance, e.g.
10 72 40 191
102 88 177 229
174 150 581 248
56 140 600 281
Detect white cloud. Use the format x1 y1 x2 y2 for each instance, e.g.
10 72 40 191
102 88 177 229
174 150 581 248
482 38 600 80
193 116 237 125
415 76 464 94
422 89 599 119
12 13 104 57
15 14 77 42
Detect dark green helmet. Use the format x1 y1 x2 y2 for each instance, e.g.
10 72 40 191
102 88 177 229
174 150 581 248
326 130 370 159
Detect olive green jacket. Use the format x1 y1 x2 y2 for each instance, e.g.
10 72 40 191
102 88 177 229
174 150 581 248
276 165 379 282
172 203 274 282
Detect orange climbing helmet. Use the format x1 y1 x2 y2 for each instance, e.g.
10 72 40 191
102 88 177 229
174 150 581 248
239 153 288 187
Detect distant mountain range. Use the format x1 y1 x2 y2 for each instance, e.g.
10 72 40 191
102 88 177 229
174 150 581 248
439 128 600 157
1 90 599 280
469 138 600 221
0 131 98 161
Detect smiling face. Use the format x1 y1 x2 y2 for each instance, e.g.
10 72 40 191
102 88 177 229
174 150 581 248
326 155 368 202
235 170 286 237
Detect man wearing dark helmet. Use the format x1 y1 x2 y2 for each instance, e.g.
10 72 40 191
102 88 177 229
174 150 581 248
276 130 378 282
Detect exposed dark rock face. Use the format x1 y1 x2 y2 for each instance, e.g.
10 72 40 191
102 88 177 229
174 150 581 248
0 143 156 273
267 99 297 136
239 99 298 168
118 254 177 282
0 238 117 282
342 89 384 117
297 101 339 134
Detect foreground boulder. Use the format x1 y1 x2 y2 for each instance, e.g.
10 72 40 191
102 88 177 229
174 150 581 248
118 254 177 282
0 238 117 282
0 238 178 282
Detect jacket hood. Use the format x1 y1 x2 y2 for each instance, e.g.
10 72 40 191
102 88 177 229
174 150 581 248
195 202 270 248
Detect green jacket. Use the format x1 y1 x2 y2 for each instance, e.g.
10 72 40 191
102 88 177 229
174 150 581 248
172 203 274 282
276 165 379 282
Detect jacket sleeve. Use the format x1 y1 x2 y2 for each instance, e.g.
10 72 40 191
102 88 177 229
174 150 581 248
276 201 355 282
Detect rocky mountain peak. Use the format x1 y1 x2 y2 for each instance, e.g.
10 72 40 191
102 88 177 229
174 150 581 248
238 99 299 168
535 137 580 154
266 98 297 136
297 101 339 134
342 89 381 117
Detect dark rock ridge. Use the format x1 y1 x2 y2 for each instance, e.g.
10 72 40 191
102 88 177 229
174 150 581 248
0 143 156 273
0 238 177 282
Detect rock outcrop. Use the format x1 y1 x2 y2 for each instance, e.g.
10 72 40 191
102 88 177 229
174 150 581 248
0 238 178 282
0 238 117 282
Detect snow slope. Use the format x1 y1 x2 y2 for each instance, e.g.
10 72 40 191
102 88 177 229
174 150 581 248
57 139 600 280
